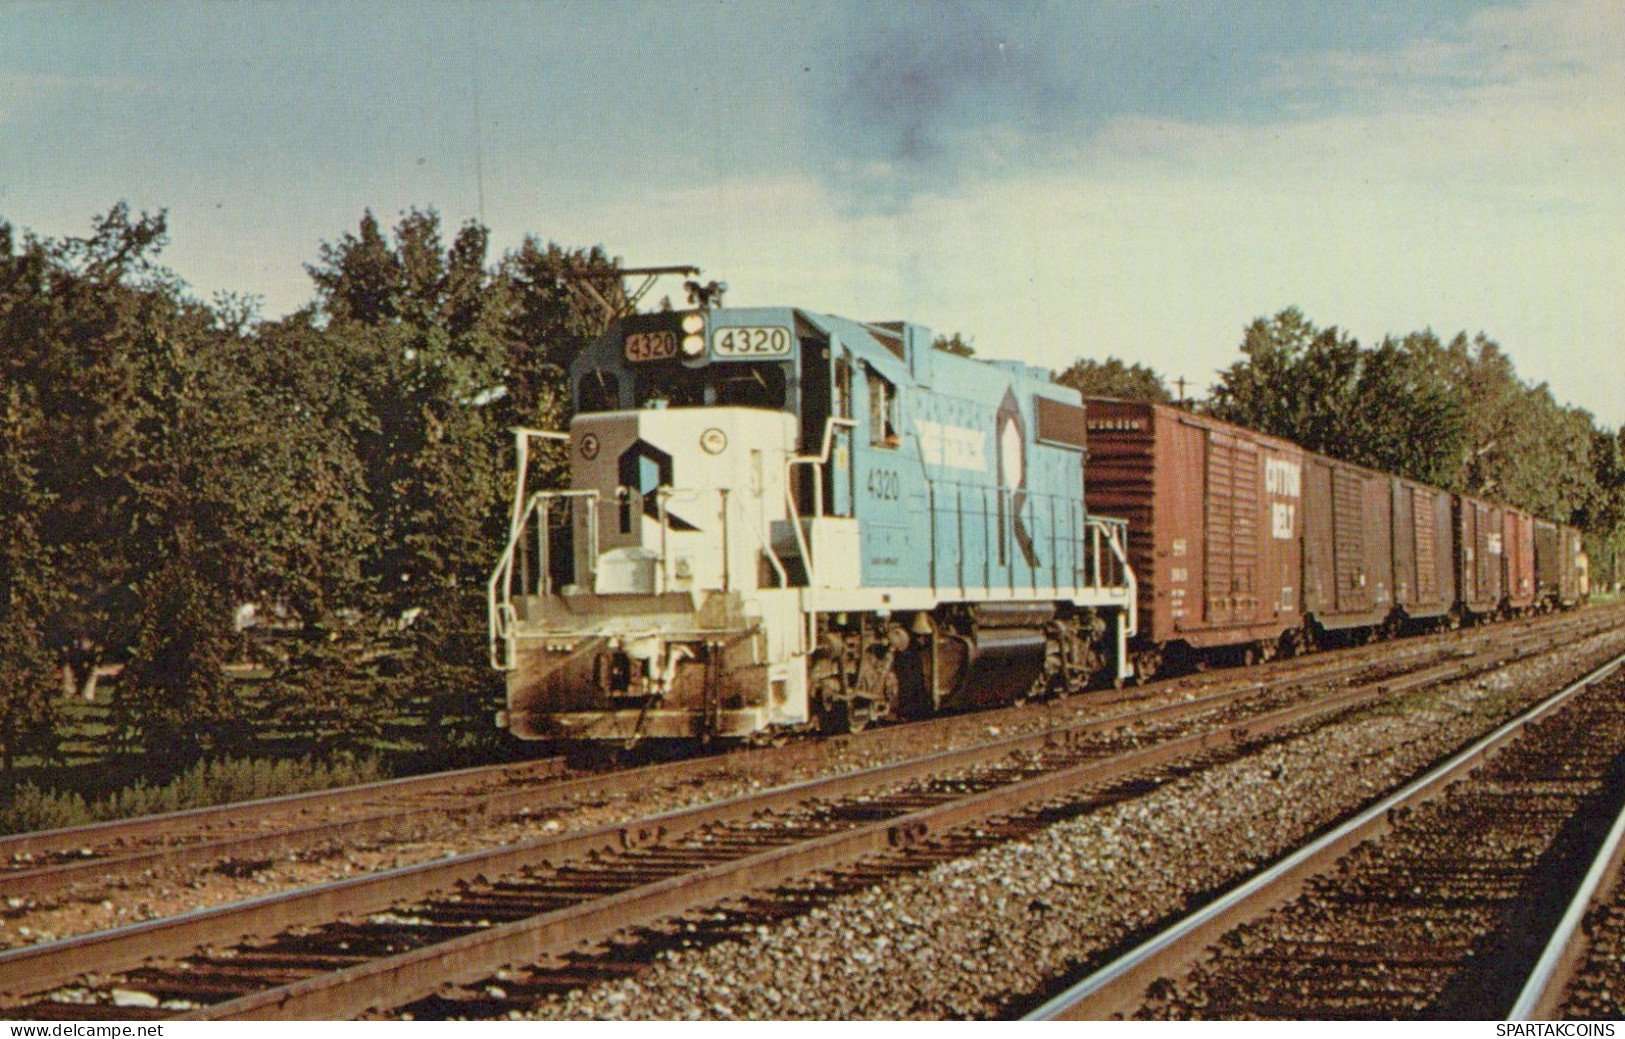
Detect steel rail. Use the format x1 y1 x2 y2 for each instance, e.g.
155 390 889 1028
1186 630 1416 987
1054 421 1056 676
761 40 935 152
0 611 1604 1018
0 757 567 866
180 672 1422 1020
5 613 1552 904
1510 759 1625 1018
0 627 1518 1013
182 624 1605 1020
1023 649 1625 1021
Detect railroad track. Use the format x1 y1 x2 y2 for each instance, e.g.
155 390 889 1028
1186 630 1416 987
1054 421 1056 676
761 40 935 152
5 607 1608 914
1025 648 1625 1020
0 608 1610 1020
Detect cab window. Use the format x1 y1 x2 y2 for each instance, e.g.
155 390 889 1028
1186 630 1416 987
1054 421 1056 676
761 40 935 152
868 369 899 448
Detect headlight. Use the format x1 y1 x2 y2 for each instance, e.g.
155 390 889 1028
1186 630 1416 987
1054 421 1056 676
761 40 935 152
681 312 706 356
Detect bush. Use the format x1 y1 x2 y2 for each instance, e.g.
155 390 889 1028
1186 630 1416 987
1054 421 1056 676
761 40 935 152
0 753 388 836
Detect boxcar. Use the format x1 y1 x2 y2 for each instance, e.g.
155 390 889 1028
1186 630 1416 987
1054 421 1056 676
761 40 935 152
1085 400 1304 670
1534 520 1586 609
1565 526 1587 605
1502 506 1537 612
1301 454 1395 638
1455 494 1506 618
1391 476 1456 625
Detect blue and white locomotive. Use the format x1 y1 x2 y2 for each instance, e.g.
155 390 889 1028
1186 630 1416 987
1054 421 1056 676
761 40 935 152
489 299 1136 743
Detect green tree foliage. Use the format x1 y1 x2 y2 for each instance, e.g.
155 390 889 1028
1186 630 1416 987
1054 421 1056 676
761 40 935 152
0 207 179 690
933 332 976 358
1207 308 1619 543
1054 357 1173 403
304 207 512 612
497 238 625 489
0 386 58 770
298 209 622 753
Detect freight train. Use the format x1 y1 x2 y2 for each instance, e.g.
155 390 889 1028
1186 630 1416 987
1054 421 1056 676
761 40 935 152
1083 400 1587 679
488 301 1586 745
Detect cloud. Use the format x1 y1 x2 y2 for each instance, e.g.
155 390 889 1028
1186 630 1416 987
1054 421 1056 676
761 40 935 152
811 1 1621 212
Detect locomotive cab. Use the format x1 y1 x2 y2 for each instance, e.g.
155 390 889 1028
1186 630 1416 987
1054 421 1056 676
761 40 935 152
490 307 844 742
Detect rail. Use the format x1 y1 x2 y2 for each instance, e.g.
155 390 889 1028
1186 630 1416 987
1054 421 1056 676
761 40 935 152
4 611 1591 1019
488 428 570 670
1024 648 1625 1020
1511 733 1625 1018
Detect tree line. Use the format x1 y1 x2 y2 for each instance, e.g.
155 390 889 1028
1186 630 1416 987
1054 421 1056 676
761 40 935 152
0 204 623 770
1 208 1620 775
1058 308 1625 588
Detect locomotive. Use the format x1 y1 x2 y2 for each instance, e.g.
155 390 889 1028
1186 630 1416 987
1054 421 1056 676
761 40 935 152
488 303 1138 743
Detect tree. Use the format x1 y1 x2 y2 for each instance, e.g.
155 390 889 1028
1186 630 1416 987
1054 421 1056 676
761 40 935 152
498 238 624 437
112 550 236 761
0 385 59 770
1208 309 1469 489
1203 307 1624 555
0 206 190 700
307 208 511 613
1054 357 1172 403
1341 332 1467 488
933 332 975 358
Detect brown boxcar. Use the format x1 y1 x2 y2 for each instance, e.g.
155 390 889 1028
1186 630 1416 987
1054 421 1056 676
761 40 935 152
1390 476 1456 623
1301 455 1395 634
1502 506 1537 611
1534 519 1561 608
1085 400 1304 668
1565 526 1587 605
1534 519 1586 608
1455 494 1507 617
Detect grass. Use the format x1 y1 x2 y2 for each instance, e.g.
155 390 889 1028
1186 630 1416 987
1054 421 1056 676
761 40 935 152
0 753 388 836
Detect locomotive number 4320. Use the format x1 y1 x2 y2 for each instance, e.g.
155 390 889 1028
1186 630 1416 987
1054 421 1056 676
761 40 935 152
867 468 901 501
713 326 791 357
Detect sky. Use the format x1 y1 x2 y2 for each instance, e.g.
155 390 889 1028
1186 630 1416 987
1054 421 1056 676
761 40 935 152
3 0 1623 425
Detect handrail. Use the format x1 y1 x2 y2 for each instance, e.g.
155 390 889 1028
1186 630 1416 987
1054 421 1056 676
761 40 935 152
487 488 599 671
488 428 570 670
783 417 857 588
1087 514 1138 638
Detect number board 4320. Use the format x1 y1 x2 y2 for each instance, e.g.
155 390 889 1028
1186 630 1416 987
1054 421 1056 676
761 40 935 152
712 326 791 358
624 331 676 362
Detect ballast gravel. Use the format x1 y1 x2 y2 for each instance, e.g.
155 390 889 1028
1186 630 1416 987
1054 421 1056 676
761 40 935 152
524 627 1625 1020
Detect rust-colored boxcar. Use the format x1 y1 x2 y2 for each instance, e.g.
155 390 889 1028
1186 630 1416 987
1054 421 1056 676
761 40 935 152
1502 506 1537 611
1455 494 1506 617
1390 476 1456 624
1563 525 1586 605
1301 455 1394 634
1085 400 1304 662
1533 519 1585 608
